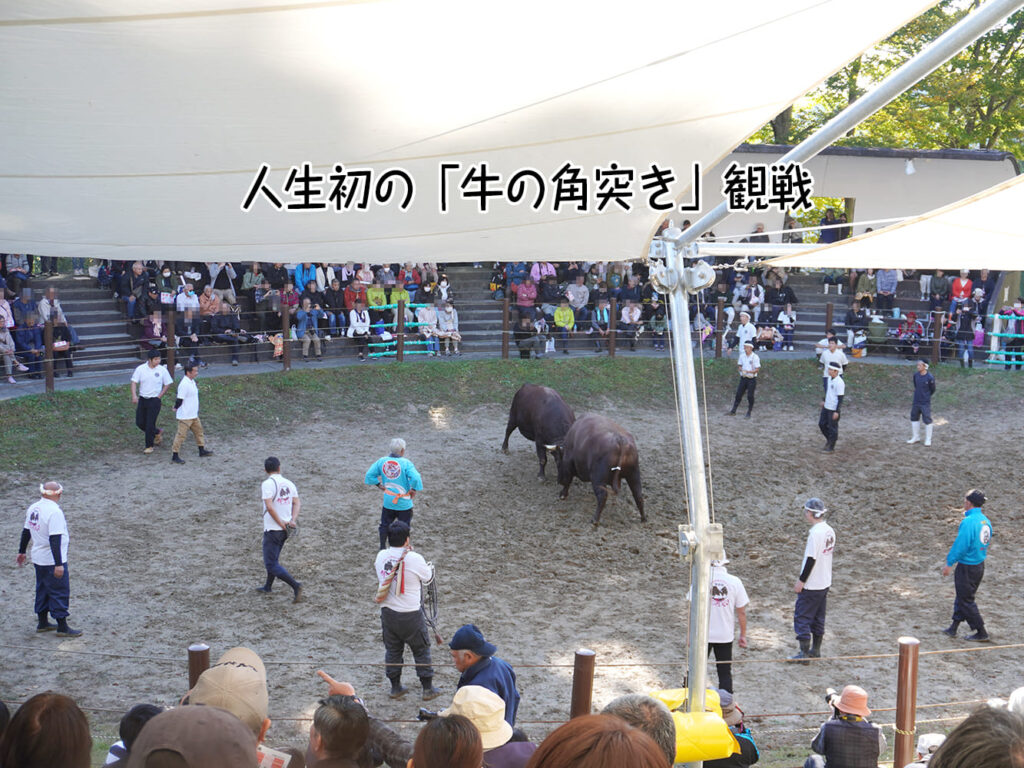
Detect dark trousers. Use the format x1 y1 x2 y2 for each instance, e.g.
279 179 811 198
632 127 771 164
379 507 413 549
794 587 829 641
952 562 985 632
818 407 839 447
708 642 734 693
135 396 162 447
262 530 299 591
732 377 756 413
381 606 433 682
34 563 70 619
910 402 932 424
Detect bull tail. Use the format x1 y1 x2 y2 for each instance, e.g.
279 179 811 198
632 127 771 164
609 436 627 494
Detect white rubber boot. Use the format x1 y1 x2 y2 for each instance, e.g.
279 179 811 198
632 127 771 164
924 423 933 446
907 421 921 444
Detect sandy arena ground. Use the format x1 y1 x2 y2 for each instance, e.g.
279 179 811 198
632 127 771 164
1 389 1022 762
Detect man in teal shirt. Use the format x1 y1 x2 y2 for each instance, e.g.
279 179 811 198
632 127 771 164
365 438 423 549
942 489 993 642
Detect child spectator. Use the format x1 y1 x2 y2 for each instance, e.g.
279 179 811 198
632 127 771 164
554 297 575 354
436 301 461 356
778 302 797 350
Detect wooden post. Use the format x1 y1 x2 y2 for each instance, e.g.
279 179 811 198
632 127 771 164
501 299 510 360
608 298 617 358
714 298 725 359
825 302 834 334
188 643 211 689
167 307 177 373
43 320 55 394
894 636 920 768
281 305 291 371
931 312 944 365
570 649 596 719
397 300 406 362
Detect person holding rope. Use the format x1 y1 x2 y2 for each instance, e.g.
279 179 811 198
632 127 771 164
365 437 423 550
15 481 82 637
375 521 442 702
790 498 835 663
255 456 303 603
941 489 993 643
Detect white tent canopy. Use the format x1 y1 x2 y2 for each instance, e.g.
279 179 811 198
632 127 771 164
763 174 1024 270
0 0 934 263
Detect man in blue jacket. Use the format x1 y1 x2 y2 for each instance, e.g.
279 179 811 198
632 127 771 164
942 489 993 642
449 624 521 726
365 438 423 550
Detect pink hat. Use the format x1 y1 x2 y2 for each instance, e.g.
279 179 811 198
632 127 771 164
836 685 871 718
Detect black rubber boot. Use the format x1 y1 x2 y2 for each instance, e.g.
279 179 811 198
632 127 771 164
36 611 57 632
199 447 214 457
789 638 811 665
942 622 960 638
810 634 823 658
421 677 442 702
388 678 408 699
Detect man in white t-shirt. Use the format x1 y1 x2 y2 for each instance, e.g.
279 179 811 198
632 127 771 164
171 362 213 464
817 336 850 396
818 362 845 452
374 521 441 702
15 481 82 637
728 339 760 418
729 310 757 353
790 498 836 663
130 349 173 454
707 552 749 693
256 456 303 603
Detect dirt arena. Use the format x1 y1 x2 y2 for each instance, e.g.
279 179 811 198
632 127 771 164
1 383 1023 762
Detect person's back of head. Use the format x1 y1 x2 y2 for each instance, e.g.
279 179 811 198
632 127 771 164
311 695 368 760
601 695 675 767
387 521 411 548
524 713 666 768
411 714 483 768
119 704 165 757
0 692 91 768
931 706 1024 768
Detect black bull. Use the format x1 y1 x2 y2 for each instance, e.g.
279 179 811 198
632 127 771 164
556 413 645 525
501 384 575 478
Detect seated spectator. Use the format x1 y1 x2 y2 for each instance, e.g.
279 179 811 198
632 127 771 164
0 692 91 768
4 253 31 296
777 302 797 351
252 279 279 333
513 315 546 359
122 261 150 320
348 300 372 361
377 263 397 288
516 277 538 320
411 714 482 768
445 686 536 768
400 262 422 297
531 261 556 284
781 219 803 244
240 262 265 303
11 288 38 329
436 301 461 356
175 309 207 368
619 274 643 305
821 268 845 296
176 282 200 315
929 705 1024 768
566 275 589 324
105 704 164 767
140 310 169 365
804 685 884 768
538 275 563 321
263 262 288 291
525 714 666 768
904 732 945 768
356 263 375 286
843 300 868 349
324 278 350 335
13 310 44 379
365 278 389 325
876 268 899 311
489 266 507 300
755 323 780 352
553 297 575 355
389 283 412 323
212 302 260 365
126 703 257 768
619 300 643 351
0 320 29 384
505 261 529 294
291 263 315 296
606 263 624 296
706 690 759 768
279 281 300 325
709 281 735 330
591 281 611 309
561 260 583 283
437 274 454 304
299 278 326 314
345 277 368 312
590 298 612 353
414 280 438 306
417 302 440 356
198 284 222 333
36 285 80 347
601 694 676 768
644 297 667 350
307 694 370 768
897 312 925 358
733 275 764 322
209 262 239 305
855 268 876 307
295 298 324 361
765 277 798 319
949 269 973 312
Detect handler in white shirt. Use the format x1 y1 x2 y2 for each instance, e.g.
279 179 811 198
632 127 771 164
707 552 749 693
728 339 760 418
171 361 214 464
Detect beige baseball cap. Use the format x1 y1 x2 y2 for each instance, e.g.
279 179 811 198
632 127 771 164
187 647 268 736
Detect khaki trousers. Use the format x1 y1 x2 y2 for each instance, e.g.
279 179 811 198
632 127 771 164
172 417 205 452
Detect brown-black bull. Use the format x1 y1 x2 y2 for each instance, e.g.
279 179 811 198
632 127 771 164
556 413 645 525
501 384 575 478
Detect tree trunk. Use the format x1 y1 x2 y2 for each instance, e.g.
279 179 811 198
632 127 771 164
771 106 793 144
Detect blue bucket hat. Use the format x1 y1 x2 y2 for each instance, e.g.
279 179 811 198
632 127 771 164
448 624 497 656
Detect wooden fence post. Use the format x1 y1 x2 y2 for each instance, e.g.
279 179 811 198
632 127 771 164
570 649 596 719
281 306 291 371
188 643 211 689
608 298 617 358
894 636 920 768
501 299 510 360
714 298 725 359
931 312 944 365
397 300 406 362
167 307 177 373
43 320 55 394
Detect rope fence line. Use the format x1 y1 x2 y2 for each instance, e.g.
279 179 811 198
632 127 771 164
757 713 972 736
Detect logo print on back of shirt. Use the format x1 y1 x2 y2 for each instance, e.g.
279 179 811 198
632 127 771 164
980 525 991 545
382 460 401 480
711 583 729 607
823 535 835 554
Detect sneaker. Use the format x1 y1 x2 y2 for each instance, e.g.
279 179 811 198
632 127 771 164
56 626 83 638
154 430 163 445
964 631 991 643
562 349 569 355
7 376 16 385
231 359 239 366
16 363 29 372
143 447 154 454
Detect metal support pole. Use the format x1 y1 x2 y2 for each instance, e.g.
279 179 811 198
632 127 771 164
188 642 211 689
569 649 596 719
674 0 1024 249
281 306 291 371
609 297 618 358
501 299 510 360
397 300 406 362
43 320 55 394
894 636 921 768
714 299 724 359
825 303 834 335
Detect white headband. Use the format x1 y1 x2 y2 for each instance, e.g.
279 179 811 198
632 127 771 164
39 483 63 497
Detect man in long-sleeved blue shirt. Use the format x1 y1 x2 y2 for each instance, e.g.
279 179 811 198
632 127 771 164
449 624 521 726
942 489 992 642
